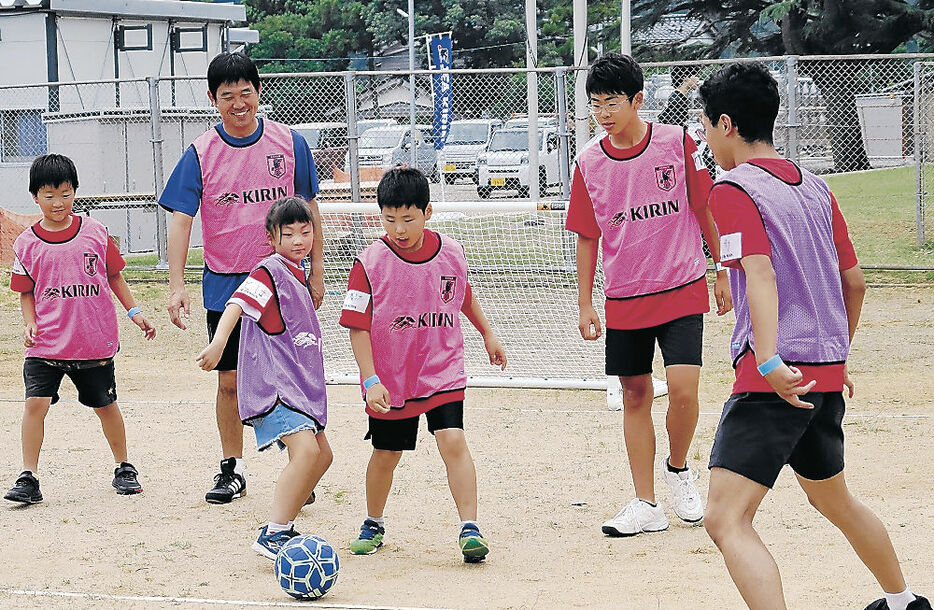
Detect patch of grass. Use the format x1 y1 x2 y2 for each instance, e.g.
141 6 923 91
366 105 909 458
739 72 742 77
824 167 933 270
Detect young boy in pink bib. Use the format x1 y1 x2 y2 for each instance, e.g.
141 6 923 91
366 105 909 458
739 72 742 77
340 168 506 563
197 197 331 559
700 61 929 610
4 154 156 505
567 53 732 536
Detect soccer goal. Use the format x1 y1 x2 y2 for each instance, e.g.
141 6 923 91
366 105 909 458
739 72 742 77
318 200 616 390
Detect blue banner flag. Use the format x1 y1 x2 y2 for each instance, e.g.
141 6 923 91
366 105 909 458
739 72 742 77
428 33 453 150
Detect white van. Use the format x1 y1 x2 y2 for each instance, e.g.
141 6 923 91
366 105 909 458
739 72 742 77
345 124 438 180
438 119 501 184
476 127 562 198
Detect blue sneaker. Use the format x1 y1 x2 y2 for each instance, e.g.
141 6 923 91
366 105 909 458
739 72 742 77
458 522 489 563
349 518 385 555
252 525 300 560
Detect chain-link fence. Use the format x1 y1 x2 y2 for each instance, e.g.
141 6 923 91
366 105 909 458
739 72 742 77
1 53 932 255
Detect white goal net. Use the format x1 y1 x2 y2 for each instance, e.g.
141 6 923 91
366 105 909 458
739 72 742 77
317 201 610 388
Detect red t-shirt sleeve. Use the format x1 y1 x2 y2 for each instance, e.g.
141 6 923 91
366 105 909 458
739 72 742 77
339 261 373 330
830 192 858 270
683 135 713 213
10 254 33 292
565 165 601 238
228 267 285 333
105 237 126 276
708 182 772 268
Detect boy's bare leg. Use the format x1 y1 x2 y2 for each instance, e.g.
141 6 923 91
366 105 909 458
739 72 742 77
21 397 52 472
365 449 402 518
663 364 700 469
796 471 907 594
621 374 656 502
272 429 321 524
434 428 478 521
94 402 129 463
705 467 786 610
216 370 243 460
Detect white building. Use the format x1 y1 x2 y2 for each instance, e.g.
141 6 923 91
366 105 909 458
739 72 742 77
0 0 256 247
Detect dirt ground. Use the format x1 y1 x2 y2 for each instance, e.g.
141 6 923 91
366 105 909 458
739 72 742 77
0 284 931 609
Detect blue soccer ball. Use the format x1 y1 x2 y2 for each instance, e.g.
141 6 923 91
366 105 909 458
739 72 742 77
275 534 340 599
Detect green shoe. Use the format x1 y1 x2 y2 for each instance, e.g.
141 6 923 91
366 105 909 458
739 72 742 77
458 523 489 563
349 518 384 555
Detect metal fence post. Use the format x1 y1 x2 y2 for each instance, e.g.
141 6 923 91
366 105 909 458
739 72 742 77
785 55 799 163
344 72 361 204
148 76 168 269
555 67 571 199
914 61 925 246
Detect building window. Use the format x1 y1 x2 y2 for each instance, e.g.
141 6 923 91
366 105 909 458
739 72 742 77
1 110 47 163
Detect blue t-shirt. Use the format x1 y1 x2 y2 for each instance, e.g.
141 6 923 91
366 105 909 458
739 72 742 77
159 118 319 311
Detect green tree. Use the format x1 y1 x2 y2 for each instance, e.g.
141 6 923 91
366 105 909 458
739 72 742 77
628 1 934 170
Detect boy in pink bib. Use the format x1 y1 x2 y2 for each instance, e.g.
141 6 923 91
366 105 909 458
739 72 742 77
4 154 156 506
567 53 732 537
340 168 506 563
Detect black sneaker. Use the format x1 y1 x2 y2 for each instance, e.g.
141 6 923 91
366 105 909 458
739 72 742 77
865 596 932 610
112 462 142 495
4 471 42 504
205 457 246 504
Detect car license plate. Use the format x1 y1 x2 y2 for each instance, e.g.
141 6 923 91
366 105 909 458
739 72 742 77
444 163 456 171
490 178 506 186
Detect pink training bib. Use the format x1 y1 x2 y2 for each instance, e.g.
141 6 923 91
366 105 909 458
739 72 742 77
576 123 706 299
13 216 119 360
357 234 468 416
193 119 297 274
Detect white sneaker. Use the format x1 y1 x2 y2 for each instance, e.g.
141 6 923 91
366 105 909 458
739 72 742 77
601 498 669 536
662 461 704 523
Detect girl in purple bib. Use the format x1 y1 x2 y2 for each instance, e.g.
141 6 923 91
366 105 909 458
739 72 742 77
197 197 332 560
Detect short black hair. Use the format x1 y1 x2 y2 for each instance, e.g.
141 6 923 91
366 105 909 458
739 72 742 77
207 52 260 98
671 65 698 87
586 53 643 100
265 196 314 235
377 167 430 211
29 153 78 195
698 62 779 144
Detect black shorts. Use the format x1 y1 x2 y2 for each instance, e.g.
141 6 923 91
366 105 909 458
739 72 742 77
206 309 241 372
365 401 464 451
24 357 117 408
605 313 703 377
708 391 845 489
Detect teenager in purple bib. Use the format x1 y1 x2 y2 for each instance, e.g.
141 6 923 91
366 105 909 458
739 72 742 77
4 154 156 505
568 53 732 536
196 197 331 559
700 62 929 610
340 168 506 563
161 53 324 505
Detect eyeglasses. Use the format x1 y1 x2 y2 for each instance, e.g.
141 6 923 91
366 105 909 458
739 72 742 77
588 98 631 114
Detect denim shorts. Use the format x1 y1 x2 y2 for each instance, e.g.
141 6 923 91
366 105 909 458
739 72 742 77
250 402 322 452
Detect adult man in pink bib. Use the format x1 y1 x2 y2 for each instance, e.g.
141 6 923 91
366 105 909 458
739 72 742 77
160 52 324 504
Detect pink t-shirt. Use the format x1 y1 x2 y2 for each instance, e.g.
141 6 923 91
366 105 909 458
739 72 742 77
353 232 469 419
193 119 297 274
12 216 120 360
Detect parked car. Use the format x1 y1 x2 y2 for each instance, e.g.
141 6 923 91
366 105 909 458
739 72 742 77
476 127 561 198
437 119 501 184
346 125 439 181
503 114 560 128
292 121 348 180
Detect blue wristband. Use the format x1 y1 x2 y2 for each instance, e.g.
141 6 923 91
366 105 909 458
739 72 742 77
757 354 784 376
363 375 381 390
127 306 142 319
